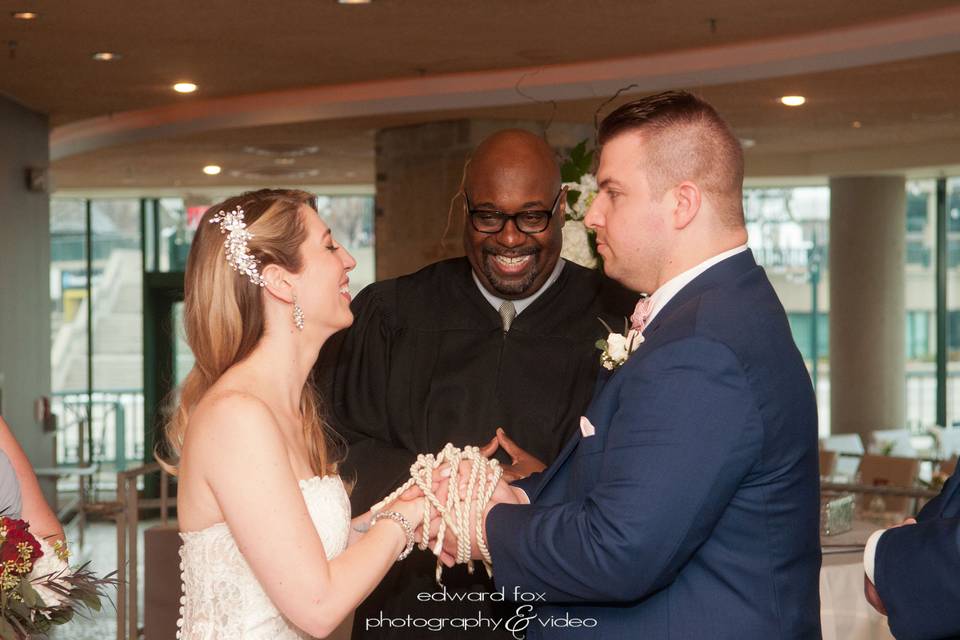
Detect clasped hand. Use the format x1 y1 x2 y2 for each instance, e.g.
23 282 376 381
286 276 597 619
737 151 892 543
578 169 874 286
388 446 528 568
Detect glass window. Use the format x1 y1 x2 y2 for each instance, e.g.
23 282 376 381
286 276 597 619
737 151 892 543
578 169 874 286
50 198 145 473
89 200 144 471
50 199 89 472
906 311 932 360
146 194 375 291
49 190 376 489
315 195 375 295
160 198 192 273
788 313 830 361
948 177 960 427
905 180 936 432
744 186 830 434
173 301 194 387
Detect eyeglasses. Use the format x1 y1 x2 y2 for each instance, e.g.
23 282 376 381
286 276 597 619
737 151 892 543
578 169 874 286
464 190 563 234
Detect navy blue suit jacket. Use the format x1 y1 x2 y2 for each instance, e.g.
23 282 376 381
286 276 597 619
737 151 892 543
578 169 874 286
486 250 822 639
875 468 960 640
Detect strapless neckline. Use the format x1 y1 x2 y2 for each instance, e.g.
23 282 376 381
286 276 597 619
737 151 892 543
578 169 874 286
179 475 340 539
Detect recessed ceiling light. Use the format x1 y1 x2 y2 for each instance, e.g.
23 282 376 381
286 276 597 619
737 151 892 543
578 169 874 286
92 52 121 61
780 95 806 107
173 82 198 94
11 11 38 20
851 120 862 129
202 165 221 176
739 138 756 149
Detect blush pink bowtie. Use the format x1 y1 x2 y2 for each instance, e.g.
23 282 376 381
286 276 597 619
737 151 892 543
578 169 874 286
630 296 655 333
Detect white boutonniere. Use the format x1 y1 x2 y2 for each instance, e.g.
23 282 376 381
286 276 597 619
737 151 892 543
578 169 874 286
596 318 644 370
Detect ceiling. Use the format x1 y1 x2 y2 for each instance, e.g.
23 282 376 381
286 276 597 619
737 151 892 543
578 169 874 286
2 0 960 188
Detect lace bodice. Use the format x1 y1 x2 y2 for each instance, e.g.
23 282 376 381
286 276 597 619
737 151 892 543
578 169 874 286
177 475 351 640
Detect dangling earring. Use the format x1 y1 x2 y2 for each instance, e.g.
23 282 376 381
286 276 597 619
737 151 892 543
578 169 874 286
292 294 305 331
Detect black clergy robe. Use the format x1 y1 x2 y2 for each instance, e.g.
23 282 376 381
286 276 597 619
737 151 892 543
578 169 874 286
317 256 636 639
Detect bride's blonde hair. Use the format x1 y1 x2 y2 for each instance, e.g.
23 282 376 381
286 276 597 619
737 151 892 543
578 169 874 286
157 188 340 477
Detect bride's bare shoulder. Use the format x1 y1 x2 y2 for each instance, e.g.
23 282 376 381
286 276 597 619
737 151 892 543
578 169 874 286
186 388 280 449
181 388 292 499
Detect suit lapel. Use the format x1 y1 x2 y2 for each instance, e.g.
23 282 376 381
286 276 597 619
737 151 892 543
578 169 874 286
530 429 582 501
529 251 761 503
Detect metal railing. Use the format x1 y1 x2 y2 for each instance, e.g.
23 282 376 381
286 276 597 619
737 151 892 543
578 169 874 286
51 389 145 475
115 462 172 640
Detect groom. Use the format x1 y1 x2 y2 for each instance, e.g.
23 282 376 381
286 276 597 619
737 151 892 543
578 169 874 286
432 91 822 639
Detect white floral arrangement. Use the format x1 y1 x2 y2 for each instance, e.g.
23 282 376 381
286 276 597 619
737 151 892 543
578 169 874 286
560 141 600 269
28 538 72 610
562 172 598 222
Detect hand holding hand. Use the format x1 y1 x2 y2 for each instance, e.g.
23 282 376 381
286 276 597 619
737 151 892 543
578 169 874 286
395 442 533 569
438 474 523 563
484 428 546 483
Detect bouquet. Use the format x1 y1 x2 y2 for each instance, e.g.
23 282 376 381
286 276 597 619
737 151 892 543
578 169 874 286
0 517 116 639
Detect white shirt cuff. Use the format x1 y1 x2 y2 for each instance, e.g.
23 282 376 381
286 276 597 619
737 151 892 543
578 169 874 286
863 528 886 584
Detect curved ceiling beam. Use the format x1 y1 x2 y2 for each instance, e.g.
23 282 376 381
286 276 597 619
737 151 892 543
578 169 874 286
51 6 960 160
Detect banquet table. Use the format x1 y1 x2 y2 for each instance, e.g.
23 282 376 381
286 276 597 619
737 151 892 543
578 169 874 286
820 519 895 640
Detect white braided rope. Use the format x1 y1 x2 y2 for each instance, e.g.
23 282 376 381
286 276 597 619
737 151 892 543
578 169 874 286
371 443 502 584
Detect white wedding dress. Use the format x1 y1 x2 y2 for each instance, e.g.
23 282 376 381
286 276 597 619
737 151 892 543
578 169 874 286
177 475 351 639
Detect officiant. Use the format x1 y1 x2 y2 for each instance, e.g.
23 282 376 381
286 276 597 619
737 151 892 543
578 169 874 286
317 128 635 638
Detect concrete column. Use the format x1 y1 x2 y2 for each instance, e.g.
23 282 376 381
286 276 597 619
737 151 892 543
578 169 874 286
829 175 906 439
374 119 593 280
0 96 54 494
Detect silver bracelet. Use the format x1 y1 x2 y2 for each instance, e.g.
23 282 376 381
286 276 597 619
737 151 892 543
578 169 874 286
370 510 415 561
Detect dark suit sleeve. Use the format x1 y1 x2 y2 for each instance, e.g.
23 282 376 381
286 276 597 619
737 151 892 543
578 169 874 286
325 285 416 513
510 471 544 502
486 337 763 603
875 511 960 639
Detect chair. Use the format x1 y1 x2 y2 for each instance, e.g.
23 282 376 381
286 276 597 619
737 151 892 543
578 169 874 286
869 429 917 457
818 449 838 478
821 434 865 479
856 454 920 516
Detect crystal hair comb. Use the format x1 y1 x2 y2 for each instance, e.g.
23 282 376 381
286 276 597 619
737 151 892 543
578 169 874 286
209 206 265 287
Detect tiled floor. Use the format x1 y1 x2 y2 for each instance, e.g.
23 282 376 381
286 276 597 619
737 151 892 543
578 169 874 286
49 519 154 640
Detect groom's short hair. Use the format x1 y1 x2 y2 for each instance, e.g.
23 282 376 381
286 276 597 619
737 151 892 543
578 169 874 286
598 91 745 228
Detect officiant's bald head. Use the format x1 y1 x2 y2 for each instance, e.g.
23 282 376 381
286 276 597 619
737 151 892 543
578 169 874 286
462 129 565 300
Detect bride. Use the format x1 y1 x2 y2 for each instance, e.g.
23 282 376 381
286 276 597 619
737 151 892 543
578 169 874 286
160 189 425 639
